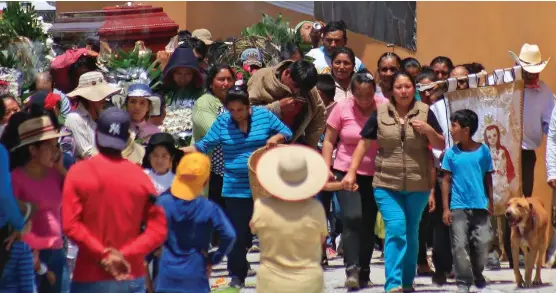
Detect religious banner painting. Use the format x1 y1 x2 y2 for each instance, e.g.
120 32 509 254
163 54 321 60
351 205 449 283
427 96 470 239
446 81 524 216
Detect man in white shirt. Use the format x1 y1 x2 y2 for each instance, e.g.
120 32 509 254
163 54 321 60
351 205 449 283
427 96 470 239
305 21 365 75
496 44 554 269
508 44 555 198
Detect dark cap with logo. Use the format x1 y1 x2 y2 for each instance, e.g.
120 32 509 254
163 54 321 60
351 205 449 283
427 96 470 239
96 107 130 151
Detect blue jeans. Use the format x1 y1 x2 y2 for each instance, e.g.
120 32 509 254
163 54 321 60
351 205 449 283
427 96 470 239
71 278 145 293
37 248 68 293
374 187 429 291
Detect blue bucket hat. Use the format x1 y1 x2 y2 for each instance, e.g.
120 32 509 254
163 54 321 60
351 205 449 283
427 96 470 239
126 83 162 116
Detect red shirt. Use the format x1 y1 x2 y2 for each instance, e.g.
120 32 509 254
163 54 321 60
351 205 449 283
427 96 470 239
62 154 167 282
282 102 304 128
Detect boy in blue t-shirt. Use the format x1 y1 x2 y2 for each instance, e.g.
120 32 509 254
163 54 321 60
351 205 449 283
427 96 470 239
441 109 494 293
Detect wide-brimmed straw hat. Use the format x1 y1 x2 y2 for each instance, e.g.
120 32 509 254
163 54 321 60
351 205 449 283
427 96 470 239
256 145 328 201
171 152 211 201
67 71 121 101
12 116 69 151
509 43 551 73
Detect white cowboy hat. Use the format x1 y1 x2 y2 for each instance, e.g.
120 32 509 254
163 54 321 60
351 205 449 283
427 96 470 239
12 116 69 151
67 71 122 101
256 145 328 201
508 43 551 73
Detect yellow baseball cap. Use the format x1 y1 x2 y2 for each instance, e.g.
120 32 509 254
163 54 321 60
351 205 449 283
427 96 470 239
170 153 211 201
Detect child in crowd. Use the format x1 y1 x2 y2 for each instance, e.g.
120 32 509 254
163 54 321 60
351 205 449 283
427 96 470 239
317 74 337 118
155 153 236 293
0 203 37 293
142 132 180 292
142 133 179 194
441 109 494 293
315 74 341 264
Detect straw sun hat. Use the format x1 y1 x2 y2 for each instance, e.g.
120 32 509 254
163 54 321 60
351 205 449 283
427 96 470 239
12 116 69 151
67 71 121 101
255 145 328 201
509 43 551 74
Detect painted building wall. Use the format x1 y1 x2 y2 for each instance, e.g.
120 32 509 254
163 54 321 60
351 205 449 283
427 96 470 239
57 1 554 215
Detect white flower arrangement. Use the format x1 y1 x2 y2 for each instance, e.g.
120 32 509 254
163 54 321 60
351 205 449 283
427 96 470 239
0 67 22 98
162 103 194 145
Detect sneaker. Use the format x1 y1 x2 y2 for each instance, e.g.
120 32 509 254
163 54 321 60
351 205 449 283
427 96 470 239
229 278 245 289
456 285 470 293
326 247 338 259
432 272 447 286
337 238 344 256
345 266 360 290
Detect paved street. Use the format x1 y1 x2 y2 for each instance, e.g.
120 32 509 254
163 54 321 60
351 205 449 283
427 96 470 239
210 251 556 293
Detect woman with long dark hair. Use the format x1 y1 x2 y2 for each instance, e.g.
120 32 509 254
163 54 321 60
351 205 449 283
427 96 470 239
9 114 69 293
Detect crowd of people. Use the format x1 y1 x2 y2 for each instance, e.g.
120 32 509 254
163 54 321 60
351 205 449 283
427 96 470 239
0 18 555 293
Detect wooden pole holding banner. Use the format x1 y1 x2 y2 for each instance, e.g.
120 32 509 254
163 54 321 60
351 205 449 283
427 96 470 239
416 65 525 92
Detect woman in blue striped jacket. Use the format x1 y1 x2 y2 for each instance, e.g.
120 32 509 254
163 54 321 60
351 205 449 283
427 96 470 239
182 80 292 288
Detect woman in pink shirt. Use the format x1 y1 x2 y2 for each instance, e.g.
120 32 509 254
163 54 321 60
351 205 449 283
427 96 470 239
321 72 388 290
10 115 68 293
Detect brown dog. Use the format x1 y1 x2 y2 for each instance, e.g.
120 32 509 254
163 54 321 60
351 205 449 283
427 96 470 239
505 197 548 287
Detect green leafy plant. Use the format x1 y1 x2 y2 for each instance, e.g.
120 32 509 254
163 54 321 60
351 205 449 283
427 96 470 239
241 13 297 51
0 2 47 48
105 45 163 90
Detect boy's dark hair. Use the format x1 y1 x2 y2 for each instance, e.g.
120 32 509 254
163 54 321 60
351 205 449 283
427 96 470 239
402 57 421 70
322 20 348 40
289 60 318 94
450 109 479 136
316 74 335 101
224 83 249 106
416 71 436 83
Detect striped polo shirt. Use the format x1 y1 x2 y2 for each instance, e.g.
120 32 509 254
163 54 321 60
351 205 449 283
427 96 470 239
0 241 35 293
195 106 292 198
